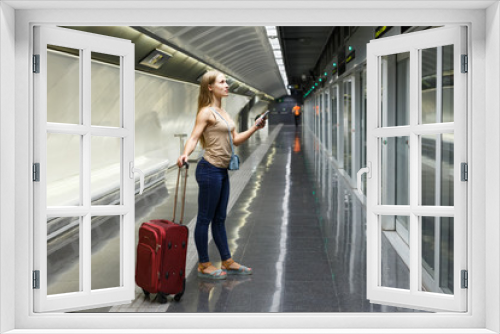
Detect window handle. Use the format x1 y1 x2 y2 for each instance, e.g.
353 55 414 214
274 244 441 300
356 161 372 195
129 162 145 195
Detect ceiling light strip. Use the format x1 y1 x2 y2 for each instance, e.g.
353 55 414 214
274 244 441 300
266 26 290 96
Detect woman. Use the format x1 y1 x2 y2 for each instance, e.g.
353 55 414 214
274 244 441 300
177 70 266 280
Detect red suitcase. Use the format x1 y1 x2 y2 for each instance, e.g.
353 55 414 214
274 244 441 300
135 163 189 303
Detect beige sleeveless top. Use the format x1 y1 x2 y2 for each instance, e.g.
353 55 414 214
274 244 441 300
202 108 235 168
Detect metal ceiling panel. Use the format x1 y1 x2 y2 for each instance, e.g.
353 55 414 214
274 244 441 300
279 26 334 93
140 26 287 98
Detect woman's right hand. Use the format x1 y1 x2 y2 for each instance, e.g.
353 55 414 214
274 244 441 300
177 154 188 167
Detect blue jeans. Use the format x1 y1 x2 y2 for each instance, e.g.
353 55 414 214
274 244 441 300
195 158 231 263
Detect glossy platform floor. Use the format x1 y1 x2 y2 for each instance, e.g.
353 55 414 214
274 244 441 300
79 124 419 313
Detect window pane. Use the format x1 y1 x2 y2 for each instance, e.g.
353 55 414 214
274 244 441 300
91 216 121 290
380 52 410 127
442 45 454 123
47 46 80 124
344 81 352 177
91 136 121 205
381 137 410 205
421 47 437 124
421 45 454 124
421 134 454 206
319 95 323 144
47 216 80 295
332 89 338 159
47 133 81 206
380 215 410 290
441 133 454 206
421 216 454 295
324 93 328 146
91 52 121 127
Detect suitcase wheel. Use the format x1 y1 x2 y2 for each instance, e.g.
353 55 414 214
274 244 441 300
157 292 168 304
173 278 186 302
142 288 150 297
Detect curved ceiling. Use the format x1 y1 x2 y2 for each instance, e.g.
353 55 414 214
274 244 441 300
139 26 288 98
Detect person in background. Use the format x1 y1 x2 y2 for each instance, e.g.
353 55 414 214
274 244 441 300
177 70 266 280
292 104 301 127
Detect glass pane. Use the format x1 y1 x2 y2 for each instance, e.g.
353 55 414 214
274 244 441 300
421 216 454 294
441 133 454 206
323 94 328 146
442 45 454 123
319 96 323 143
380 52 410 127
91 52 121 127
47 133 81 206
344 81 352 177
47 46 80 124
332 90 338 159
47 216 80 295
91 136 121 205
380 215 410 290
91 216 121 290
421 134 454 206
421 45 454 124
421 47 437 124
381 137 410 205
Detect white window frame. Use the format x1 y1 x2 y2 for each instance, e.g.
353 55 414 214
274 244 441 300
33 26 137 313
1 2 497 334
366 25 467 312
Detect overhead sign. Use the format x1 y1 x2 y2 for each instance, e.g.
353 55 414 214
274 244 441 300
375 26 392 39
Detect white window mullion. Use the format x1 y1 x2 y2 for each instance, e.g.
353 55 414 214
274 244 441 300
436 45 443 205
434 46 444 293
373 205 411 215
409 47 420 294
366 47 378 298
373 124 454 138
81 214 90 294
414 123 454 135
122 49 135 293
81 47 92 295
46 123 129 138
372 126 411 138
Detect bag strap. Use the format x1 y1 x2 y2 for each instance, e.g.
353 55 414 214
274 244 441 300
209 107 235 155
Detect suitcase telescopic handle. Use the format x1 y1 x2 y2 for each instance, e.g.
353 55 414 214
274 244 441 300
173 162 189 224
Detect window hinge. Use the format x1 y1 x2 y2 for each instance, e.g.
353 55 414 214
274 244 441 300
461 163 468 181
33 270 40 289
461 54 468 73
33 54 40 73
33 163 40 182
461 270 468 289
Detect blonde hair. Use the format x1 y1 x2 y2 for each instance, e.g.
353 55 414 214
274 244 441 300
197 70 223 148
